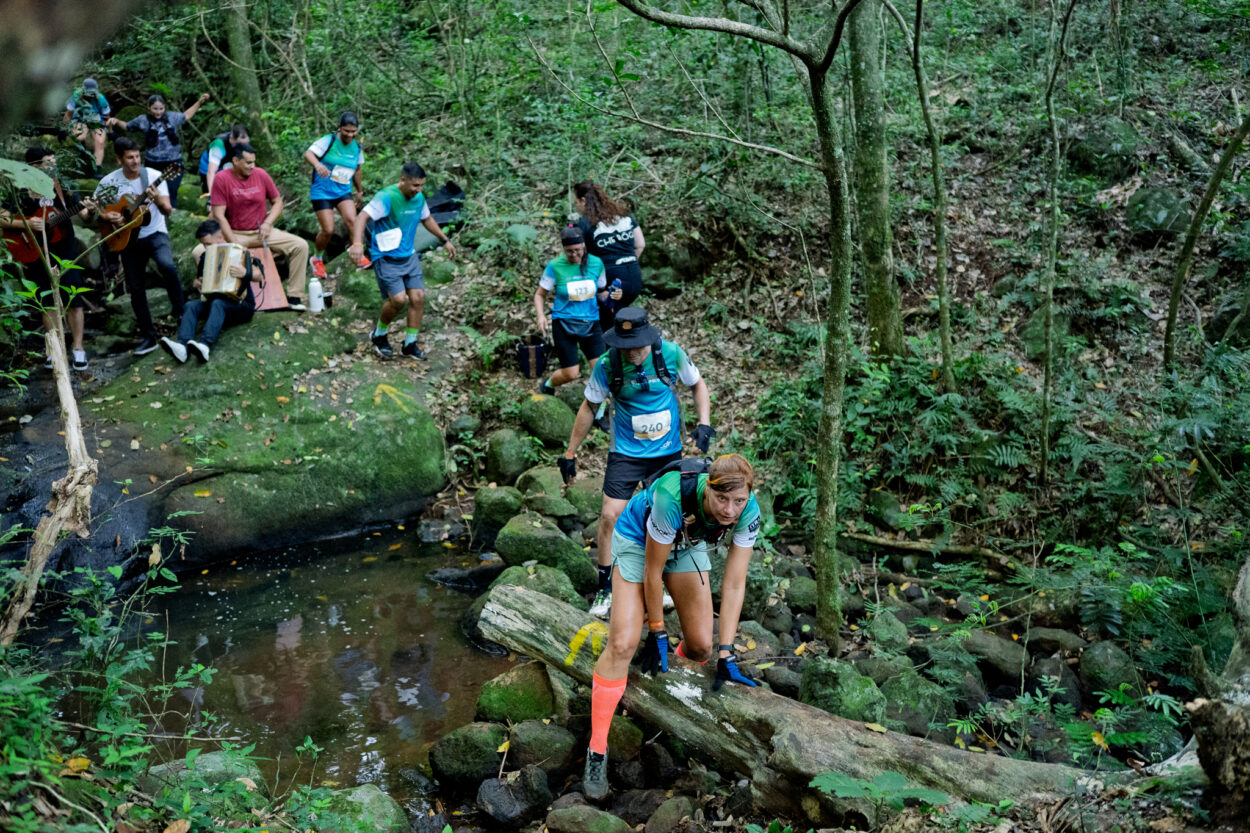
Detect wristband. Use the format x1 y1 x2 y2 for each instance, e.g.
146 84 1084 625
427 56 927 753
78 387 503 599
718 644 734 652
650 621 665 629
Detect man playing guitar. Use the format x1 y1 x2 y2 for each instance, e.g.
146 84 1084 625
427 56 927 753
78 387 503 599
0 146 95 370
94 137 186 356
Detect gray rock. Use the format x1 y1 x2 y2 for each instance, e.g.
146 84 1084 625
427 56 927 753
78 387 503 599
786 575 818 613
547 806 633 833
866 490 907 530
472 485 524 548
418 518 467 543
732 620 780 664
612 788 668 824
610 758 647 790
475 765 552 826
868 611 910 654
323 784 407 832
772 557 813 580
516 465 564 496
1028 656 1083 711
1068 118 1141 180
1025 627 1088 655
510 719 577 775
962 629 1029 678
1127 187 1190 239
485 428 530 485
550 792 589 811
760 601 794 637
1079 641 1142 699
641 741 682 783
520 394 575 447
429 722 507 789
495 512 596 593
764 665 802 697
646 796 694 833
881 669 956 740
608 714 644 760
448 413 481 438
852 654 912 686
556 382 587 413
799 657 886 723
565 477 605 524
491 564 588 610
138 750 268 798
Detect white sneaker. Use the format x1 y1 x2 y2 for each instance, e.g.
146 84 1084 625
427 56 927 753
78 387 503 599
187 340 210 363
72 350 88 371
662 592 675 611
588 588 612 619
159 337 187 363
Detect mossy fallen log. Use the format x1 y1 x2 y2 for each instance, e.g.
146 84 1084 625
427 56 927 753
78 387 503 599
478 584 1108 824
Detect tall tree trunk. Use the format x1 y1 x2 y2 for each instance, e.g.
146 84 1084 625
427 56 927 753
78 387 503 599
809 66 851 648
849 0 904 357
223 0 271 147
1162 110 1250 367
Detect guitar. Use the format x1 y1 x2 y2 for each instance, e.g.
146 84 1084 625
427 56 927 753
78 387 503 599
97 162 182 252
1 195 88 264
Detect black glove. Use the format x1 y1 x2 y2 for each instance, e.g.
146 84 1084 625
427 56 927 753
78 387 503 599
640 630 669 676
558 455 576 484
713 654 758 691
691 424 716 454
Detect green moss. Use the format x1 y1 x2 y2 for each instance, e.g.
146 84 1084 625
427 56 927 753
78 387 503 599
476 663 555 722
490 564 588 610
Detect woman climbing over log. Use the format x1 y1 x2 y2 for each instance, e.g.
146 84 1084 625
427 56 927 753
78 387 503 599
582 453 762 800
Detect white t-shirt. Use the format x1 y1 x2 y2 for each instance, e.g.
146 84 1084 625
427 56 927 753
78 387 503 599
95 168 170 239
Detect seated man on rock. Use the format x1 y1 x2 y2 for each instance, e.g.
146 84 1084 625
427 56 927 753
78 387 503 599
160 219 258 363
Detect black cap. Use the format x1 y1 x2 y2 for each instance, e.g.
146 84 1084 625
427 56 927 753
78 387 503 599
604 306 661 348
24 146 52 165
560 225 584 245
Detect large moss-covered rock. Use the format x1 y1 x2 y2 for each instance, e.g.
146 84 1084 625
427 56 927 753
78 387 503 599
138 750 268 798
608 714 644 760
485 428 530 485
510 719 577 774
1068 118 1141 181
477 662 555 722
520 394 575 447
881 669 955 739
1127 187 1190 239
323 784 408 832
547 806 632 833
491 563 588 610
868 611 910 654
786 575 818 613
495 512 596 592
474 486 524 532
1025 627 1089 655
566 476 605 524
710 550 773 621
429 722 507 788
799 657 886 723
87 327 444 563
556 382 586 413
525 492 579 522
1020 305 1071 361
517 465 563 495
1079 641 1142 698
424 258 457 286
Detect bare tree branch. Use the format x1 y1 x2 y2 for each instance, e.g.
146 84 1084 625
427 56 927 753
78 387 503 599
615 0 812 59
525 34 820 168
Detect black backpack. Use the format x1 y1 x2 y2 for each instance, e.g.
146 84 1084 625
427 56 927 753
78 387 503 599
607 340 675 397
642 457 730 548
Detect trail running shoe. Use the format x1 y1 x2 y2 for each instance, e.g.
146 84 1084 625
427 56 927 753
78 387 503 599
538 379 555 395
134 336 159 356
72 350 88 371
582 749 609 800
286 296 307 311
663 592 675 611
372 333 394 359
401 341 426 361
187 340 210 363
589 588 612 619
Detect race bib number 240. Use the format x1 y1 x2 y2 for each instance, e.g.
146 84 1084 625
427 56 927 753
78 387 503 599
631 410 672 441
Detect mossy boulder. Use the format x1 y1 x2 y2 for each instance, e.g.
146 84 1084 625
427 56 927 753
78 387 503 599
485 428 530 485
732 620 780 664
799 657 886 723
1068 118 1141 181
495 512 596 592
786 575 818 613
89 329 444 563
510 719 577 774
138 750 268 798
517 465 564 495
868 611 910 654
1127 187 1190 239
710 551 773 621
474 486 524 531
547 806 632 833
646 796 694 833
880 669 956 739
525 492 579 522
448 412 481 438
477 662 555 722
566 476 605 524
520 393 575 447
556 382 586 413
490 564 588 610
608 714 644 760
423 258 457 286
322 784 407 833
1025 627 1089 655
429 722 508 788
852 654 912 687
1079 640 1142 698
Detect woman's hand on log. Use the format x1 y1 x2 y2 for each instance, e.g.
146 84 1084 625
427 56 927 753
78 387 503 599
713 654 757 690
640 630 669 675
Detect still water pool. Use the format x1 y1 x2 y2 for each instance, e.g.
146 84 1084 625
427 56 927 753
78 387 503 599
156 532 512 806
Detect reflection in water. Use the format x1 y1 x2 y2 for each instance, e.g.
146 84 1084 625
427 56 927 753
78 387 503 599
157 538 511 804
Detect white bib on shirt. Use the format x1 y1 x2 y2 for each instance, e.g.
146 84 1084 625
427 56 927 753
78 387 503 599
330 165 354 185
374 228 403 252
631 410 672 441
565 278 596 302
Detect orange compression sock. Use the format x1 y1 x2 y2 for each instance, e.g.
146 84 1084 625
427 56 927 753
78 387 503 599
589 672 628 755
675 640 708 664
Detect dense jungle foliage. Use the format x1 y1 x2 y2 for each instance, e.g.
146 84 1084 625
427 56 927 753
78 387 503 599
3 0 1250 831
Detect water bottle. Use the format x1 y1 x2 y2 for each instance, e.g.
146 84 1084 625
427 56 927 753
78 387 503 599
606 278 622 312
308 276 325 313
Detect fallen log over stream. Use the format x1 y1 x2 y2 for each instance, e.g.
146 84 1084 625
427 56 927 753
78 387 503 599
479 584 1108 823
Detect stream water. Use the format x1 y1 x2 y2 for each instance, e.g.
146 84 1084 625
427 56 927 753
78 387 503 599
154 531 512 808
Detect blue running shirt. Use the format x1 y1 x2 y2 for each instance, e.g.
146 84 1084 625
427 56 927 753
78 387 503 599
362 185 430 260
539 255 605 322
307 133 365 201
583 340 700 459
615 471 762 550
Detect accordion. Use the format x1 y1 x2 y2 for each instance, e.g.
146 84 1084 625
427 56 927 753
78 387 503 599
200 243 246 299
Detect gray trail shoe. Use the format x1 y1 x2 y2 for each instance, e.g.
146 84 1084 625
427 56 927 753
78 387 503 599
582 749 609 800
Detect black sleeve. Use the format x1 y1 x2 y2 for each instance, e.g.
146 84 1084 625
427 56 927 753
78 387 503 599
196 253 205 278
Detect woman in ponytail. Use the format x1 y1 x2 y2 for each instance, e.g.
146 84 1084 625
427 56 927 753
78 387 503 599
574 180 645 330
109 92 210 204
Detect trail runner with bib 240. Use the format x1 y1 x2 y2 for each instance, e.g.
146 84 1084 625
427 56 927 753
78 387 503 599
559 306 715 619
349 162 455 361
304 112 364 281
580 453 761 801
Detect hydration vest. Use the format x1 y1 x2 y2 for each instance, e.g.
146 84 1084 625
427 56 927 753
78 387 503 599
145 116 180 150
607 340 675 397
642 457 730 548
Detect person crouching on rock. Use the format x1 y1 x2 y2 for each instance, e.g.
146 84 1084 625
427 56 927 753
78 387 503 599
160 219 258 364
581 453 762 800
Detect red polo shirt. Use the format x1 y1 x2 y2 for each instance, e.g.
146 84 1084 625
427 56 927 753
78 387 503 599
210 166 280 231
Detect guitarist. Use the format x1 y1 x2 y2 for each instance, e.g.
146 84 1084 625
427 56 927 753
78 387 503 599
94 137 185 356
0 146 94 370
